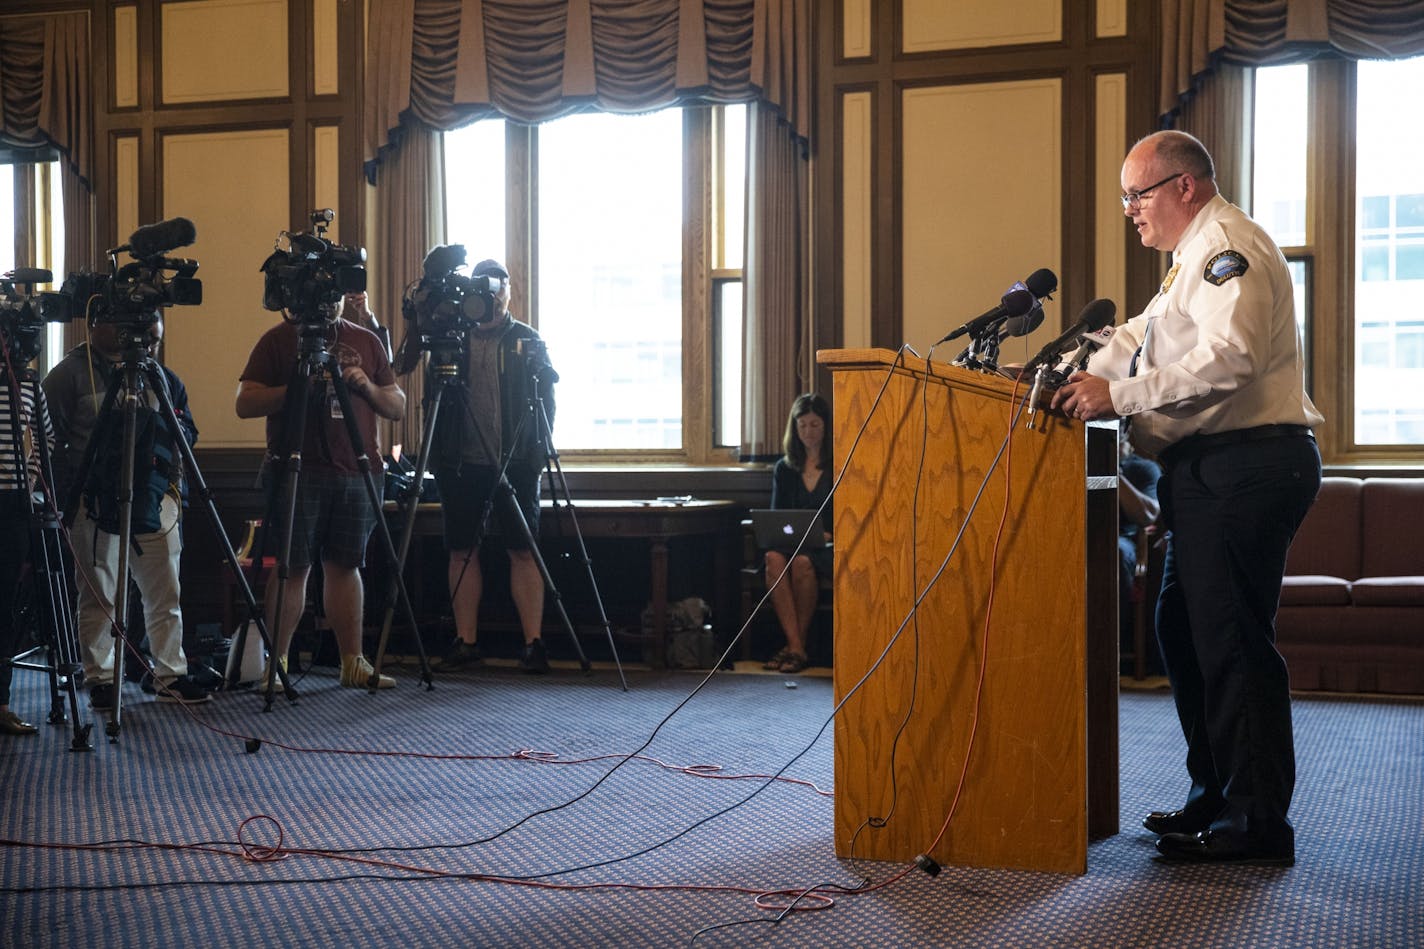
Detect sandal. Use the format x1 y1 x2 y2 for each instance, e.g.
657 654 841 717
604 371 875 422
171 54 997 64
763 647 792 671
777 651 809 674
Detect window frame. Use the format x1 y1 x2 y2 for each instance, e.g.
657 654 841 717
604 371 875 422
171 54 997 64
444 105 745 466
1259 58 1424 462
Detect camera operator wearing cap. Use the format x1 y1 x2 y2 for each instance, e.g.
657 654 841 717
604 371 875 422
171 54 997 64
235 301 405 690
393 258 557 674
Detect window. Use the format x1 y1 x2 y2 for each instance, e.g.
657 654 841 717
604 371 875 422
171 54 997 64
0 159 65 373
1252 56 1424 453
441 104 748 462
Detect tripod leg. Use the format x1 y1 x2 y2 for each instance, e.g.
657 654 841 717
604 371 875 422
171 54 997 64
494 476 591 673
326 372 429 691
256 362 320 711
143 363 296 706
533 396 626 689
102 378 143 742
372 384 445 688
25 376 94 747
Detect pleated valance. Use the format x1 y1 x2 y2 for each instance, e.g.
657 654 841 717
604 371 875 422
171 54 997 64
1161 0 1424 122
364 0 809 182
0 12 90 188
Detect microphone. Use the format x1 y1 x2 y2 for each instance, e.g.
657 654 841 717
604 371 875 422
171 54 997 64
999 302 1045 339
123 217 198 259
4 268 54 284
422 243 468 278
1045 323 1116 386
939 286 1035 344
1025 298 1117 372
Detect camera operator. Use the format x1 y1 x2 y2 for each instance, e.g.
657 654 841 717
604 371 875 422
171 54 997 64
42 315 210 708
339 290 393 362
235 301 405 690
393 258 556 674
1 348 52 735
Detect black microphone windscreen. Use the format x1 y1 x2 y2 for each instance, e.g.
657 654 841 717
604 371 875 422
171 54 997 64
6 267 53 284
423 243 467 277
127 217 197 258
1079 297 1117 333
1000 287 1035 318
1025 268 1057 300
1002 303 1044 338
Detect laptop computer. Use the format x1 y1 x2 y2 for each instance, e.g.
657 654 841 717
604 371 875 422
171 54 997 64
749 508 828 551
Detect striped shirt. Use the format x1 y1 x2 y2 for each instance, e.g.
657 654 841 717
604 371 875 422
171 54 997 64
0 370 55 493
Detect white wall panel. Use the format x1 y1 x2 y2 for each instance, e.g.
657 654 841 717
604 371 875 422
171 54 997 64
161 0 289 103
842 92 873 349
1097 0 1128 38
113 5 138 108
903 0 1061 53
161 129 290 447
115 136 140 247
313 0 339 95
902 80 1062 355
844 0 872 58
1095 74 1128 310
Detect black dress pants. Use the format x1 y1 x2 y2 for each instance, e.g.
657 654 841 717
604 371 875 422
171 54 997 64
1154 433 1320 848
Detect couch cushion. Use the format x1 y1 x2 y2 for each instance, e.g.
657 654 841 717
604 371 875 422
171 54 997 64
1280 575 1353 607
1350 577 1424 608
1360 478 1424 580
1286 477 1362 580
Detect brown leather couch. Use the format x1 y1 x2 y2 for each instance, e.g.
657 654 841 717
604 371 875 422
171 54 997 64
1277 477 1424 694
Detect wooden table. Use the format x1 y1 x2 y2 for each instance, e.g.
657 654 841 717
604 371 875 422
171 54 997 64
382 497 743 666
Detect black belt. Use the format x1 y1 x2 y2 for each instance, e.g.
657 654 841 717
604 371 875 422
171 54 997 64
1158 423 1314 469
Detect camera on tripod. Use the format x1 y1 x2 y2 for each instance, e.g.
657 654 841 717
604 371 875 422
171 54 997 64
0 268 71 363
401 243 505 340
59 217 204 331
260 209 366 321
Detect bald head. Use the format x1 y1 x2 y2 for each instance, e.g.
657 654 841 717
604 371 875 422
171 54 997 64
1121 130 1221 251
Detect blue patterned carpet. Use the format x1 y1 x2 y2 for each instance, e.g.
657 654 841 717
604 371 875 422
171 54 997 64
1 663 1420 948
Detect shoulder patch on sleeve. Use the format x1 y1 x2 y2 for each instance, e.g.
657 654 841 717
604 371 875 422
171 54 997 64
1204 250 1249 286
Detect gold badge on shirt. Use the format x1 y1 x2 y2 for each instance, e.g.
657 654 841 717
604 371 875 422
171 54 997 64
1160 262 1181 294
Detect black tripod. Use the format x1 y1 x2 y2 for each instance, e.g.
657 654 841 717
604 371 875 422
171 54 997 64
233 313 432 707
371 331 625 689
64 325 292 739
2 357 90 751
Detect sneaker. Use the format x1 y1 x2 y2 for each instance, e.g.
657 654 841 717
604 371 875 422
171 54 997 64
89 683 117 711
340 654 395 689
155 674 213 705
520 638 550 675
443 640 483 670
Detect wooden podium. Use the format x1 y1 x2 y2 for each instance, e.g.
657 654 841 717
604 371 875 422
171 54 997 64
822 348 1119 876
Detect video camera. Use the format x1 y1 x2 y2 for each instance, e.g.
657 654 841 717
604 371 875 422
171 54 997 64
0 268 70 364
401 243 505 335
260 209 366 321
58 217 203 329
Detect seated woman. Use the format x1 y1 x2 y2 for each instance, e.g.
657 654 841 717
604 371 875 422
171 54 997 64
763 393 833 674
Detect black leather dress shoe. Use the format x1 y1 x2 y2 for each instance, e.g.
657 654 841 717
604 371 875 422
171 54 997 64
1155 830 1294 867
1142 808 1213 836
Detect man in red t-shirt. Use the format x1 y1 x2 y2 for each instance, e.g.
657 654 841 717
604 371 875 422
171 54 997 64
236 314 404 689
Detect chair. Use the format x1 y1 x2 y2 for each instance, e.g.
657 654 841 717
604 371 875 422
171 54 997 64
737 519 833 663
1129 523 1166 680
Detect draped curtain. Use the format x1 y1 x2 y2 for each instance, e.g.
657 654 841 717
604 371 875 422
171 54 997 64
1161 0 1424 124
0 11 93 350
741 101 809 461
371 127 446 455
364 0 812 461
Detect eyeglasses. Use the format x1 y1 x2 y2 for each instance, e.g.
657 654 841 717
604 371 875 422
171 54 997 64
1120 172 1183 210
